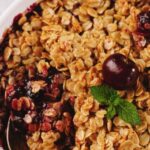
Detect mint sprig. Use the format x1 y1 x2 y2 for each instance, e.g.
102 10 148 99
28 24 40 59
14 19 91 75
90 85 141 125
107 105 116 119
116 100 141 125
90 85 118 105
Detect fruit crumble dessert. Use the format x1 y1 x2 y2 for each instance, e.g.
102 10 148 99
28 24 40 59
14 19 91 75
0 0 150 150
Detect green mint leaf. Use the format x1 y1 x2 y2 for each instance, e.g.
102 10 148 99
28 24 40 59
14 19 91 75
90 84 141 125
107 105 116 119
116 100 141 125
113 97 122 106
90 84 118 105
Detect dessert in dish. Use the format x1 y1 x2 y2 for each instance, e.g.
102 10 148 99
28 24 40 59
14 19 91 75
0 0 150 150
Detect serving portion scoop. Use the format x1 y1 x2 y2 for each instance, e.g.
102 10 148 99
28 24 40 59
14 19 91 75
6 117 29 150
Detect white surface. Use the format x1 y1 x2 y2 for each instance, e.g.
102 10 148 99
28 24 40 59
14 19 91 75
0 0 13 15
0 0 36 39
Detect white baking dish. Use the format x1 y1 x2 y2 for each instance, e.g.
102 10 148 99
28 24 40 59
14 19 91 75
0 0 36 40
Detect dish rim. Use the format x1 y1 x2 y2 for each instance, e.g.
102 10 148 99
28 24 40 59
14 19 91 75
0 0 36 42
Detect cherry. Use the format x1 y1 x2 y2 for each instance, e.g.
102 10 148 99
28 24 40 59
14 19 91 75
102 53 139 90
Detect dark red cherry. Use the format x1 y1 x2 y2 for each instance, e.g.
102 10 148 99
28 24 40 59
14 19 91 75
102 53 139 90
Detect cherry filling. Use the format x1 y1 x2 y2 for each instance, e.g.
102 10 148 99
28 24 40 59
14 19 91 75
132 11 150 48
4 68 75 149
12 14 23 31
142 68 150 91
26 3 42 19
12 3 42 31
137 11 150 36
